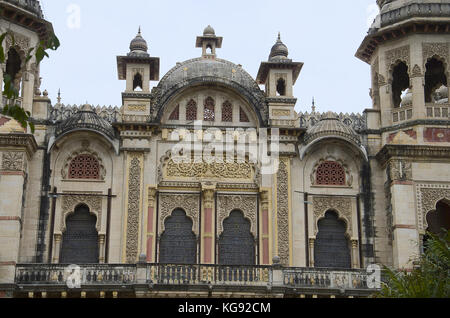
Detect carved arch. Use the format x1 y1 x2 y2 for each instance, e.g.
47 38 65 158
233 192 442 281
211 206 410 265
312 196 353 237
158 193 200 236
217 195 258 237
61 145 106 180
61 196 102 232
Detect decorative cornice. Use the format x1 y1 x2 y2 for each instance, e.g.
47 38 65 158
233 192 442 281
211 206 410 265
376 144 450 166
0 133 38 157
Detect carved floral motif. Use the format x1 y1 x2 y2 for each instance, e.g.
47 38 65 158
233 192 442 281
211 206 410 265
277 158 290 265
61 195 102 231
422 43 449 66
125 155 142 263
1 152 24 171
217 195 258 237
416 184 450 232
386 45 410 74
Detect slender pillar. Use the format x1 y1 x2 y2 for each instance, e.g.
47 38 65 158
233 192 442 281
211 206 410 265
146 187 157 263
309 238 315 267
351 240 359 269
52 234 62 264
260 190 270 265
98 234 106 264
201 186 215 264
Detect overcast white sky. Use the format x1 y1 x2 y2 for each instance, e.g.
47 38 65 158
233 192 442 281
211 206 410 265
39 0 378 114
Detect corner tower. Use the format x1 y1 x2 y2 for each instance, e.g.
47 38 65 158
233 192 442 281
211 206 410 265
357 0 450 269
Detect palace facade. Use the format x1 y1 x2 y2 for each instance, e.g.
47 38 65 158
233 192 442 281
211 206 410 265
0 0 449 298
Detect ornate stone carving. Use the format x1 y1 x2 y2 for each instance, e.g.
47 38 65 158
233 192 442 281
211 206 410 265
276 158 290 265
312 196 353 236
148 187 157 208
1 152 24 171
158 193 200 235
217 194 258 237
61 195 102 231
165 159 253 180
411 64 422 78
385 45 410 74
388 160 412 181
203 189 215 209
4 32 30 55
310 156 353 187
416 184 450 233
61 142 106 180
422 43 449 66
125 155 142 263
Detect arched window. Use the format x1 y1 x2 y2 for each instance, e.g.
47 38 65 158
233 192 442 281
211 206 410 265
315 161 346 186
222 101 233 122
68 154 100 180
60 205 99 264
423 200 450 252
186 99 197 121
239 107 250 123
159 209 197 264
5 48 22 91
391 62 410 108
203 97 215 121
169 104 180 121
219 211 255 266
276 78 286 96
133 73 143 91
314 211 351 269
425 58 447 103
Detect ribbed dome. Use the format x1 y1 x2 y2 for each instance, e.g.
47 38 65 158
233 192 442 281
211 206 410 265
129 28 148 55
55 104 116 140
304 112 361 146
269 33 289 61
203 25 215 36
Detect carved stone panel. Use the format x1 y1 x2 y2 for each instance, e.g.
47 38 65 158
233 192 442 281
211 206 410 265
217 194 257 237
312 196 353 237
125 155 142 264
276 158 290 265
385 45 410 74
158 193 200 236
1 151 25 171
422 43 449 66
416 184 450 233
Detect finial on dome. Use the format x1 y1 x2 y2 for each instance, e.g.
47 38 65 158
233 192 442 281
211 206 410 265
129 27 149 56
203 25 216 36
269 32 289 61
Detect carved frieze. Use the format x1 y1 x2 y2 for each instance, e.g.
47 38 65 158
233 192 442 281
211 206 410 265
4 32 30 55
385 45 410 74
165 159 252 180
276 158 290 265
217 194 258 237
388 159 412 181
158 193 200 235
125 155 142 264
61 195 102 232
416 184 450 233
312 196 353 236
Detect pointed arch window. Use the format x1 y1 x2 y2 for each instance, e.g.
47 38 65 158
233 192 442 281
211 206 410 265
276 78 286 96
203 97 215 121
186 99 198 121
5 48 22 91
425 58 448 103
68 154 100 180
240 107 250 123
314 211 351 269
222 101 233 122
315 161 346 186
133 73 143 91
60 205 99 264
392 62 410 108
169 104 180 121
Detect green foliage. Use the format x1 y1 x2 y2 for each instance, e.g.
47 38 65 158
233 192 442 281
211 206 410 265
375 230 450 298
0 31 59 132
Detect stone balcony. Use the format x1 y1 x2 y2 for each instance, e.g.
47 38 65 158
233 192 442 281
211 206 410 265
13 263 379 298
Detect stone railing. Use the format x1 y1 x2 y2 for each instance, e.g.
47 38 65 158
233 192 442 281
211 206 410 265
392 105 413 124
298 112 367 132
283 267 371 291
15 264 137 285
146 264 271 287
426 103 450 119
13 263 379 297
49 104 122 124
380 2 450 28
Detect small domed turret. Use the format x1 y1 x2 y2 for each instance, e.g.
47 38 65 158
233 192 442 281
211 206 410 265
203 25 215 36
269 33 289 61
129 28 149 56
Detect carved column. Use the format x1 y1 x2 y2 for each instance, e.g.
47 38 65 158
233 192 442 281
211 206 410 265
275 158 291 266
260 190 271 265
98 234 106 264
146 187 157 263
201 185 215 264
351 240 359 269
308 238 315 267
53 234 62 264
